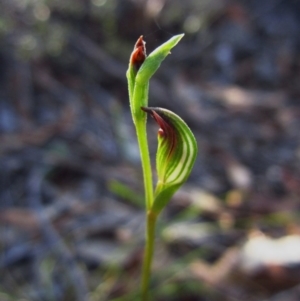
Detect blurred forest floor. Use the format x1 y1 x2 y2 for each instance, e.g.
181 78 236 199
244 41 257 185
1 0 300 300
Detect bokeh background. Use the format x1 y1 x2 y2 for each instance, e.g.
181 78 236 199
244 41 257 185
1 0 300 300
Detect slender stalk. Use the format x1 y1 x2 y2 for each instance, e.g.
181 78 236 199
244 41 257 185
141 210 157 301
131 54 155 300
135 118 153 210
135 116 156 300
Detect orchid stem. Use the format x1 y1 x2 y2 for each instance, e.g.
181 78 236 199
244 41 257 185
135 116 155 300
135 117 153 210
141 210 157 301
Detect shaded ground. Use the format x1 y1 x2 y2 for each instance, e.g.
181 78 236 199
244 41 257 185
1 0 300 300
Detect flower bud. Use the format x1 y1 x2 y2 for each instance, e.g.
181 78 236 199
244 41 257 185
142 107 198 214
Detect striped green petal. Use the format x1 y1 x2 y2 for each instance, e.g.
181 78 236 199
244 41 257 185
142 107 198 214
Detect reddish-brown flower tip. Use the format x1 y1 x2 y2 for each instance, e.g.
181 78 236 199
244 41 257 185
130 36 146 72
135 35 145 49
141 107 177 157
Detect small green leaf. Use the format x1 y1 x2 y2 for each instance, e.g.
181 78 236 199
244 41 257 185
108 180 144 207
126 34 184 123
135 34 184 87
142 107 198 214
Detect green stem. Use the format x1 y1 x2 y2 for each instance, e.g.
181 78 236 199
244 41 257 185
141 210 157 301
135 117 153 210
131 76 155 300
135 115 156 300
